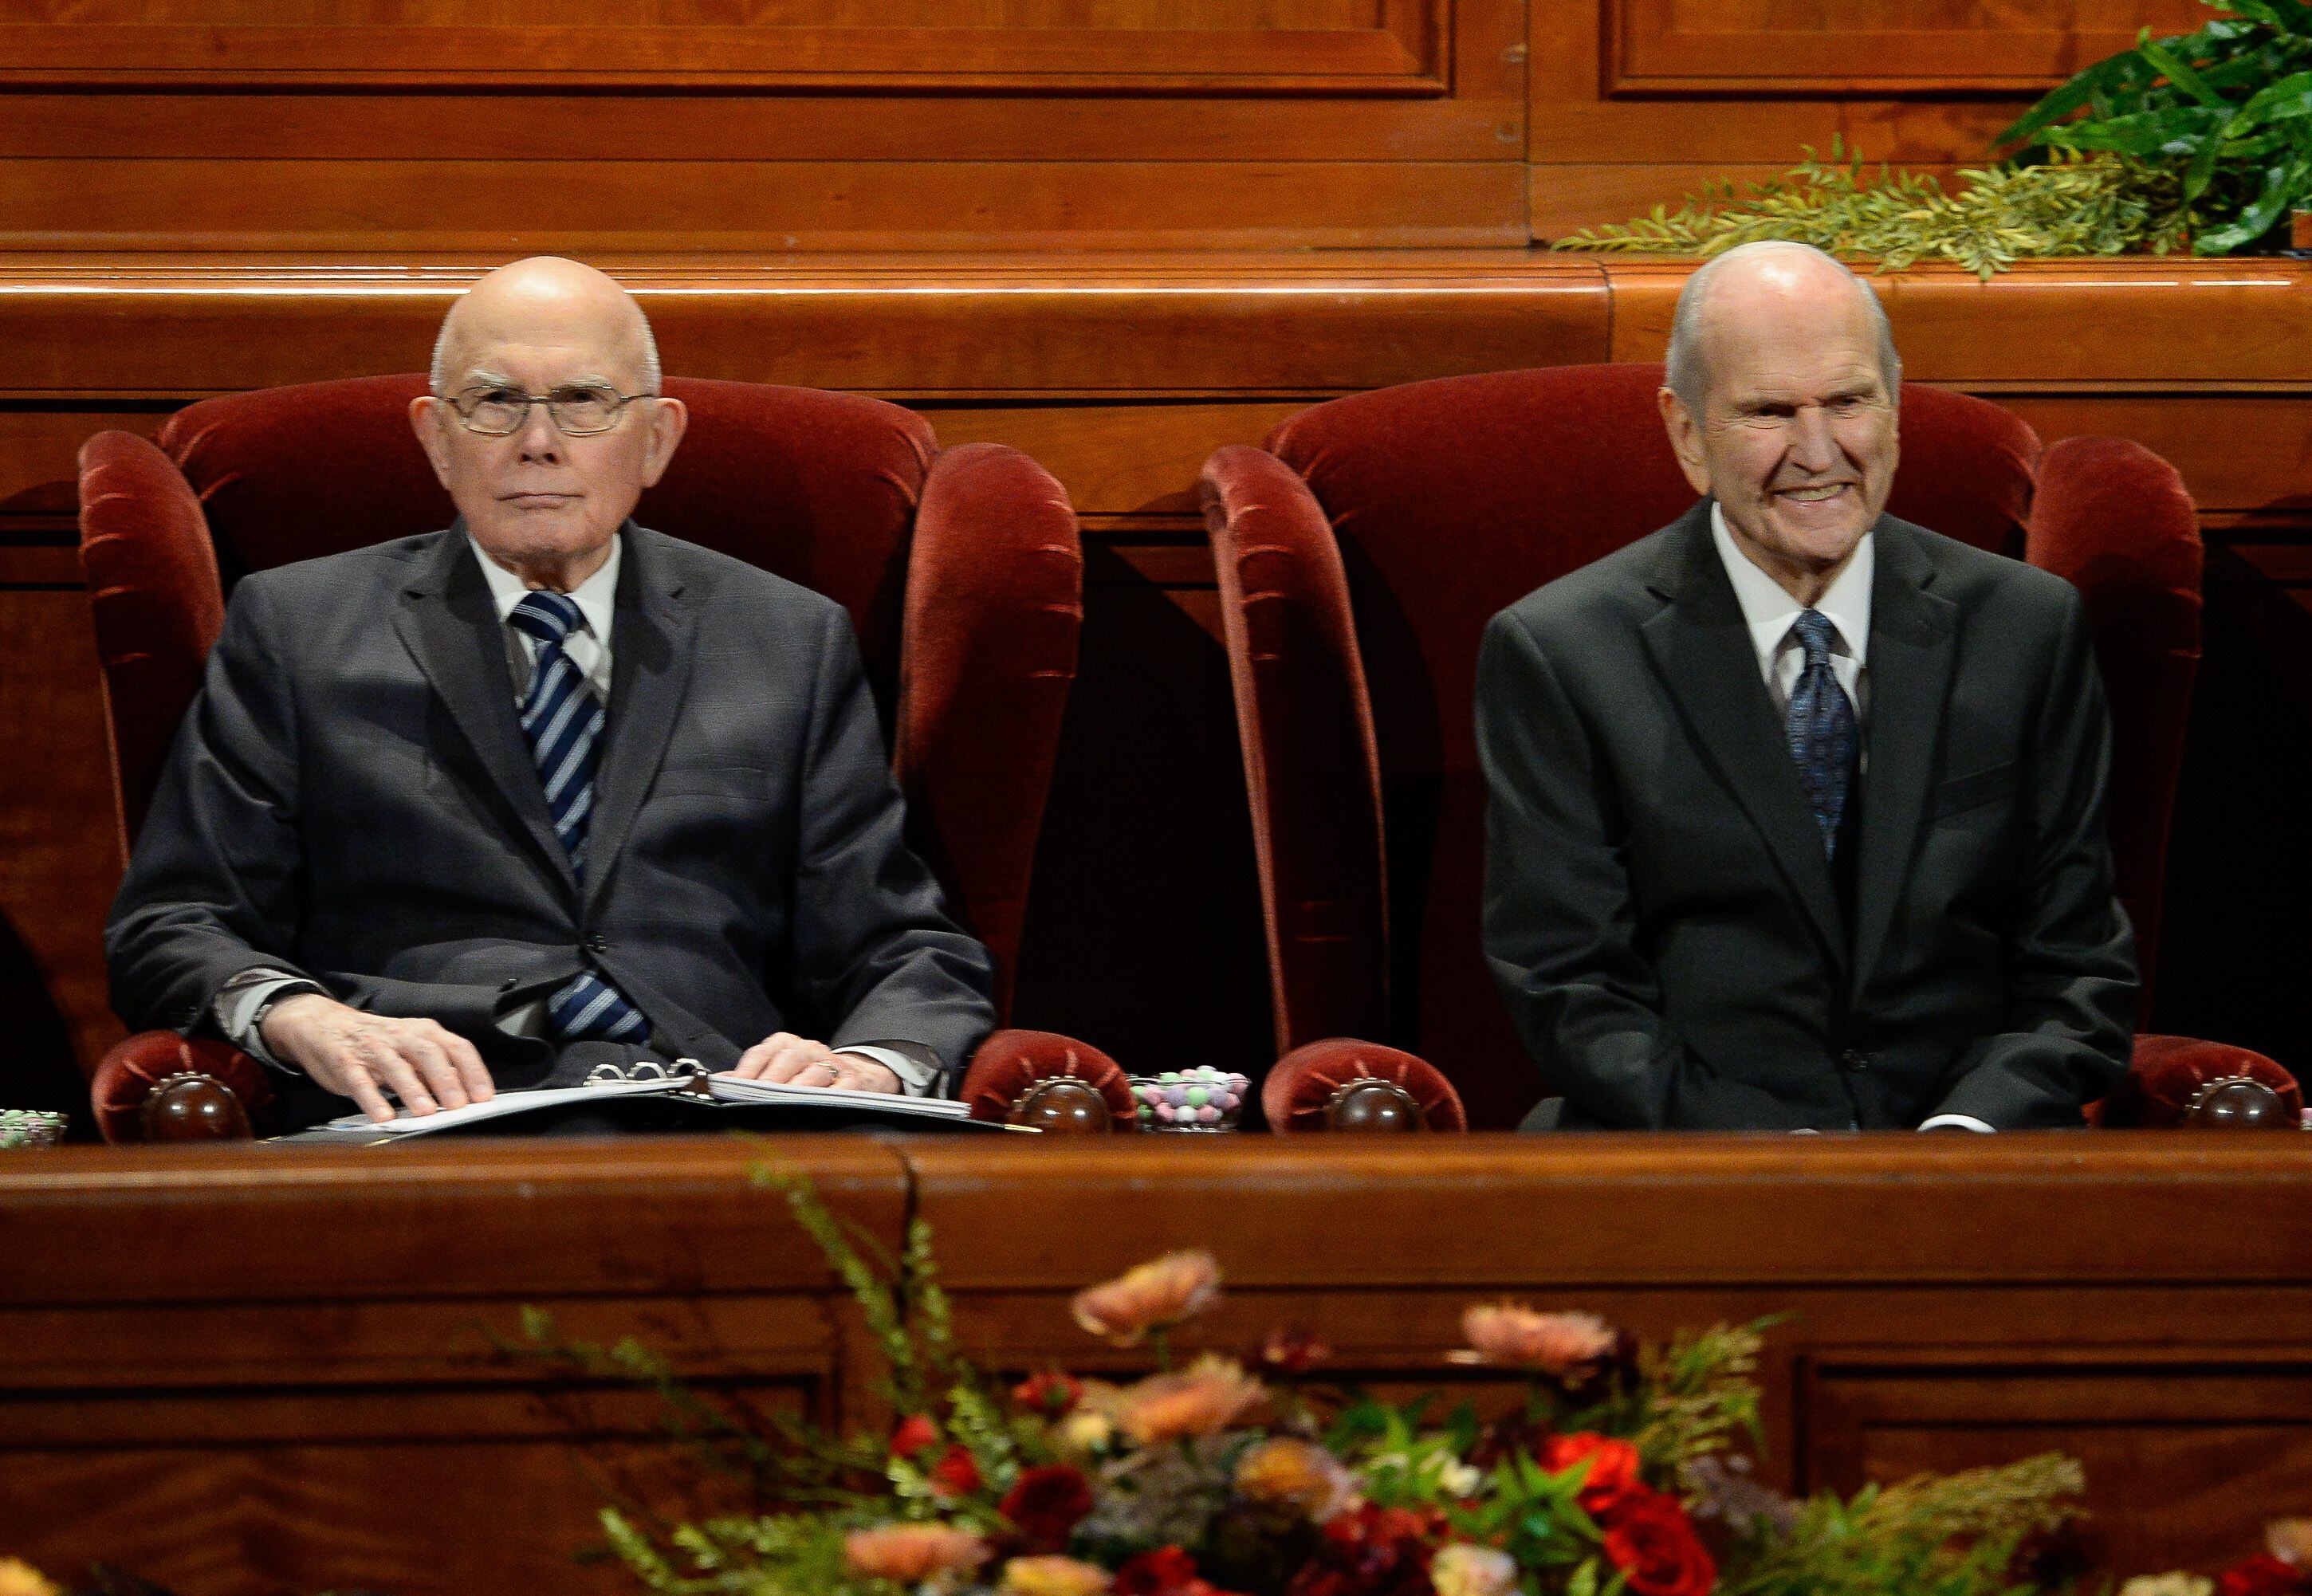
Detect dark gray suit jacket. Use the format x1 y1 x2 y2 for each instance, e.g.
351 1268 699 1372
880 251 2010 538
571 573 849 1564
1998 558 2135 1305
108 523 997 1124
1476 503 2135 1131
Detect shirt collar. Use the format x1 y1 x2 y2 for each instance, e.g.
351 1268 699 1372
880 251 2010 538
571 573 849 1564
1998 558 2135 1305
468 528 622 644
1708 501 1873 669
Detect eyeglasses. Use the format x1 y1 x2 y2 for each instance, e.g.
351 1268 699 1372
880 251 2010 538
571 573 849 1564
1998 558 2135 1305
444 383 656 437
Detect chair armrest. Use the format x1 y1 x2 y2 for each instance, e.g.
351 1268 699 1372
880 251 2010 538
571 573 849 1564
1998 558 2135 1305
2095 1034 2302 1129
92 1031 272 1144
902 443 1083 1020
2026 435 2201 997
957 1028 1134 1132
1197 445 1391 1054
1261 1037 1468 1134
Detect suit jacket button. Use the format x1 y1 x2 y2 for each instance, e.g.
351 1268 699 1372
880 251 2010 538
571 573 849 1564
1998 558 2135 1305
1840 1050 1869 1071
588 934 609 954
499 977 518 993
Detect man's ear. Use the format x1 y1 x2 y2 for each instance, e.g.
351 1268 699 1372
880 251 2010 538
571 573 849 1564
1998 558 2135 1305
639 395 689 489
408 395 454 488
1657 386 1712 498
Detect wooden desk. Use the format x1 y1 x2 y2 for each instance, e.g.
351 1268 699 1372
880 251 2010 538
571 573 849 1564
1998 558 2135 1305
5 1133 2310 1594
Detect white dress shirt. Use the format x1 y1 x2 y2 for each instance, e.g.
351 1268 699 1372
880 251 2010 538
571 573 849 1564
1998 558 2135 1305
220 533 932 1097
1707 504 1991 1136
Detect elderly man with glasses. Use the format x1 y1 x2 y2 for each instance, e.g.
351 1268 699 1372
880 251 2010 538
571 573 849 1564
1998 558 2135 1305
107 257 996 1128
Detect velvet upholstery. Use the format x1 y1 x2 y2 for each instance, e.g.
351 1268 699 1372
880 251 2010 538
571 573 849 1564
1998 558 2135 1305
91 1031 275 1146
957 1028 1135 1126
2106 1034 2303 1128
80 374 1090 1140
1202 361 2287 1130
1263 1038 1468 1134
2025 435 2202 995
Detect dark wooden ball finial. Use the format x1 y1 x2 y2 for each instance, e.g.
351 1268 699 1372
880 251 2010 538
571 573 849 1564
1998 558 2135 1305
140 1072 254 1142
1007 1076 1116 1134
2181 1075 2294 1130
1323 1079 1425 1133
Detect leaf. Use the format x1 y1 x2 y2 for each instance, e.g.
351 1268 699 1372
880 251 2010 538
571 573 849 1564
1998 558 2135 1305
1998 51 2153 147
2139 30 2231 107
2195 152 2310 249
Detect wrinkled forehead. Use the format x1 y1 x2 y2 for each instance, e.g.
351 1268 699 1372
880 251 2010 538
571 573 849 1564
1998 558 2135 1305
1701 288 1890 403
438 297 651 388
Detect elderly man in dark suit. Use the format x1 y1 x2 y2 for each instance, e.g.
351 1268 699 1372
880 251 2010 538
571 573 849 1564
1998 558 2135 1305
108 256 995 1127
1476 240 2134 1132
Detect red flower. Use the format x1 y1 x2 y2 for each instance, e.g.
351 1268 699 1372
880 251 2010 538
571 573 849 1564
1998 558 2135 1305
1539 1433 1643 1515
2221 1555 2311 1596
1599 1487 1716 1596
890 1413 939 1458
1283 1502 1443 1596
1014 1371 1087 1416
1114 1546 1246 1596
1000 1463 1096 1552
928 1442 984 1498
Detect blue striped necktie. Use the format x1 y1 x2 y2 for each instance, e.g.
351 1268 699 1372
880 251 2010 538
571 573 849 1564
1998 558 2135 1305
508 590 651 1046
1785 608 1858 857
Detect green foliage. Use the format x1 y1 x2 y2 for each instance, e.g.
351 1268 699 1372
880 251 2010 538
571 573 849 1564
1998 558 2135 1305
1553 143 2190 278
1632 1319 1770 1487
2000 0 2312 253
600 1506 900 1596
1718 1453 2085 1596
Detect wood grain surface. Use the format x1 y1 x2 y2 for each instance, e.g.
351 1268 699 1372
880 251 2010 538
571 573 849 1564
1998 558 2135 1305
4 1134 2308 1591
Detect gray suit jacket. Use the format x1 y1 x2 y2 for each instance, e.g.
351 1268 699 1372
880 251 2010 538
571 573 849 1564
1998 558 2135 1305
108 523 997 1125
1476 503 2135 1131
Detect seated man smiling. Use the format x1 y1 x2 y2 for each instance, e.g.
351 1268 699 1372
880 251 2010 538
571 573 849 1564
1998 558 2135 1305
1476 241 2135 1131
108 256 996 1127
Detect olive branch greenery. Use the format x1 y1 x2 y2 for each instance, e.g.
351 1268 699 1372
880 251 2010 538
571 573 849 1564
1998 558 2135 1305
1554 0 2312 274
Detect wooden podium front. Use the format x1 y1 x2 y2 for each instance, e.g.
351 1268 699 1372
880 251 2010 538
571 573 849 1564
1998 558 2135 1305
4 1134 2309 1594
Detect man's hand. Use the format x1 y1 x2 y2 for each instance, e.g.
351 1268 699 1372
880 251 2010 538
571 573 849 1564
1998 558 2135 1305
727 1032 901 1094
259 993 496 1122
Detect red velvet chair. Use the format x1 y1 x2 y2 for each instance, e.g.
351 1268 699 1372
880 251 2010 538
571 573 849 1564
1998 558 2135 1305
1201 363 2300 1133
79 374 1135 1141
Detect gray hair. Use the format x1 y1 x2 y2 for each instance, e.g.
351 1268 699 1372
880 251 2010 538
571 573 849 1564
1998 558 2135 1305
428 297 663 395
1663 241 1901 414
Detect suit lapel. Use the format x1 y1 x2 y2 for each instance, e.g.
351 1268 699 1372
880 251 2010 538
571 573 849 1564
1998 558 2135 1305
581 524 696 914
1639 502 1848 968
390 527 574 890
1850 517 1958 993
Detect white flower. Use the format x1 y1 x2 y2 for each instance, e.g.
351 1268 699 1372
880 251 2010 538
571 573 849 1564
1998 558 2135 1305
1436 1460 1482 1497
2117 1576 2214 1596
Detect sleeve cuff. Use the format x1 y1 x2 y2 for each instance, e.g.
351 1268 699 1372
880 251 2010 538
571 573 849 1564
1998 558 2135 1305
835 1043 942 1099
213 970 325 1073
1918 1113 1997 1134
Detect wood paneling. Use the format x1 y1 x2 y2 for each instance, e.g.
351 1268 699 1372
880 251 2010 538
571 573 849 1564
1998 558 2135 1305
1 1138 910 1596
11 1136 2306 1591
1607 0 2206 96
0 2 1449 95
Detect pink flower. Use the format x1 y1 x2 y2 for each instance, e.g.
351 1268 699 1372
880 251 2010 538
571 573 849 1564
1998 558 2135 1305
844 1522 990 1584
1457 1305 1617 1376
1072 1251 1222 1346
1112 1355 1266 1445
1233 1436 1355 1521
2271 1521 2312 1570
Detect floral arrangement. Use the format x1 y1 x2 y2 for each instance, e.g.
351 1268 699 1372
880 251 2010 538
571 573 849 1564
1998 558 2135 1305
1555 0 2312 272
524 1172 2088 1596
2120 1520 2312 1596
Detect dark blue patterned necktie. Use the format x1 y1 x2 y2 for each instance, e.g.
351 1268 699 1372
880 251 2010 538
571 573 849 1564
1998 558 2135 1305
507 591 650 1045
1785 609 1858 857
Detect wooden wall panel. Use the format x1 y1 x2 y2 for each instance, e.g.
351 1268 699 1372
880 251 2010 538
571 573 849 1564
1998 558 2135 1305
1607 0 2206 95
5 1137 2309 1593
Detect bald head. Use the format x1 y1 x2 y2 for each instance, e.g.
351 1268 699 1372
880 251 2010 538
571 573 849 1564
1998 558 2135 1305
1663 242 1899 416
411 256 686 592
430 256 661 398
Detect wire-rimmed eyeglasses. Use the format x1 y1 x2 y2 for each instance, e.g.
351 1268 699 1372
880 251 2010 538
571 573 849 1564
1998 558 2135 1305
444 383 657 437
